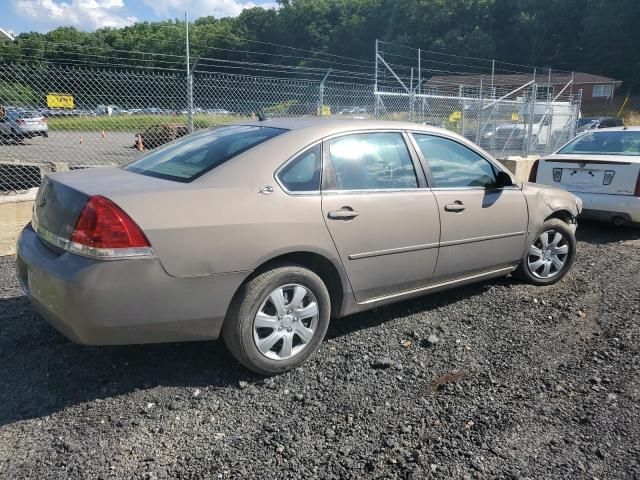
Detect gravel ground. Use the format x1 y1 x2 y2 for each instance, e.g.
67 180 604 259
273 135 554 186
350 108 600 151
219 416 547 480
0 221 639 479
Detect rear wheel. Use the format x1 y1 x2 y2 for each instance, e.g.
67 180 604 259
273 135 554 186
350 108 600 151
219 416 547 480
515 218 576 286
223 264 331 375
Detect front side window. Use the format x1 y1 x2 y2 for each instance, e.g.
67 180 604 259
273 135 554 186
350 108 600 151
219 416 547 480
125 125 286 182
413 134 497 188
328 132 418 190
558 131 640 156
277 144 321 192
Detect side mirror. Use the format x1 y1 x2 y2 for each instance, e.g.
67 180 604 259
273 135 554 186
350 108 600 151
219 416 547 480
495 170 513 188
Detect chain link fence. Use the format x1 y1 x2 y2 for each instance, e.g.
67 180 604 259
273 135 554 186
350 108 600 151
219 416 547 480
0 62 580 194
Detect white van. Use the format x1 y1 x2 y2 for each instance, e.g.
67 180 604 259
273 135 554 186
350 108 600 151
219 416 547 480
531 127 640 225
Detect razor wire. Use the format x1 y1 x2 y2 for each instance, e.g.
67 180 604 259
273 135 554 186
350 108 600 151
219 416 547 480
0 61 581 194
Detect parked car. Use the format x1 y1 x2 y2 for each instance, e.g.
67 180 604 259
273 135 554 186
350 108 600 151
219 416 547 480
0 109 48 139
482 103 576 153
577 116 624 133
17 119 582 375
136 123 189 149
530 127 640 226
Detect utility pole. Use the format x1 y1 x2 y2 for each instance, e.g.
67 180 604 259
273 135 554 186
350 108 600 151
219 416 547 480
185 11 194 133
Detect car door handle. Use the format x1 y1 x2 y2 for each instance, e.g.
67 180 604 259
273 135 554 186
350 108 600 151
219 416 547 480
328 208 360 220
444 202 466 212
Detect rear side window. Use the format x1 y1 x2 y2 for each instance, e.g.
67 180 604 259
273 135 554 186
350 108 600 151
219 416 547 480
413 134 497 188
328 132 417 190
125 125 286 182
277 144 321 192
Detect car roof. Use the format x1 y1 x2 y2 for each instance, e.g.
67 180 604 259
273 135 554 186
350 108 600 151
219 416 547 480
232 116 459 137
584 126 639 132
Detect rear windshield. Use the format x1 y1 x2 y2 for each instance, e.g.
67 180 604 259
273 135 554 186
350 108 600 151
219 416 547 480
125 125 286 182
558 131 640 156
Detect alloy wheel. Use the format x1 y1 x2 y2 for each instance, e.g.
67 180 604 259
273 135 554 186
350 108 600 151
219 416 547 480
527 230 570 279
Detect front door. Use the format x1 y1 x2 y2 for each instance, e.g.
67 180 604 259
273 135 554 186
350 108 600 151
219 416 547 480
321 131 441 302
411 133 528 278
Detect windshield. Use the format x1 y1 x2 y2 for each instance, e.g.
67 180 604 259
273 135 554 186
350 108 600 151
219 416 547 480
125 125 286 182
558 130 640 156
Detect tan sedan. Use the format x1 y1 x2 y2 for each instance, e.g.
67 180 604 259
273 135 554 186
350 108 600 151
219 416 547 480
16 118 582 374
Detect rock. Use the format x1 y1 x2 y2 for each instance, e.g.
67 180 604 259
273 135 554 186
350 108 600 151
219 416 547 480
426 334 440 346
238 381 249 389
371 358 394 369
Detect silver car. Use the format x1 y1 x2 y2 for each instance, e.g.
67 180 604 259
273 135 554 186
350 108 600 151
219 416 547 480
16 118 582 374
0 109 48 139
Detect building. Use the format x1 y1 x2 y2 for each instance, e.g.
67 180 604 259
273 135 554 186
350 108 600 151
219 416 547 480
424 72 622 112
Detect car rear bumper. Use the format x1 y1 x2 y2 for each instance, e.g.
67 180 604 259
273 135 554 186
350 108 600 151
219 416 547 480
17 125 48 135
573 192 640 223
16 224 249 345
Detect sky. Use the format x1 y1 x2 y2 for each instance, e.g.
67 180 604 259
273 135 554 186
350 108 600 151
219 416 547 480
2 0 278 34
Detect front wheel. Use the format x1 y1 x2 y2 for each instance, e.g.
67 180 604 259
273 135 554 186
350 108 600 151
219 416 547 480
222 264 331 375
514 218 576 286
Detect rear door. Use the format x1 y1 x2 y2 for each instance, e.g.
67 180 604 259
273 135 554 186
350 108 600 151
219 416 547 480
321 131 441 302
410 133 528 279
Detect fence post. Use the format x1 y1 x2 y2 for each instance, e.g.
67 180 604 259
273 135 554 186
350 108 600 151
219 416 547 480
525 69 537 157
318 69 331 116
476 78 483 144
409 67 414 122
185 12 194 133
374 39 379 118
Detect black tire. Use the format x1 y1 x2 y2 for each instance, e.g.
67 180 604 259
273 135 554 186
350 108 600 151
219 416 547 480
514 218 576 286
222 264 331 375
42 131 48 138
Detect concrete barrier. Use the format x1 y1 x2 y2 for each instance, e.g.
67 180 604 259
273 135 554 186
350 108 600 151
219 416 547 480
499 156 540 183
0 189 36 256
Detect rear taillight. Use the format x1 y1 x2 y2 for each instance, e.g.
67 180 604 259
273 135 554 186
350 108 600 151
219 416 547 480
552 168 562 182
69 196 154 258
635 172 640 197
528 160 540 182
603 170 615 185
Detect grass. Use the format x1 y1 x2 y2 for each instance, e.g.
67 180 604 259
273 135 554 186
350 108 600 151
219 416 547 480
624 111 640 126
47 114 249 132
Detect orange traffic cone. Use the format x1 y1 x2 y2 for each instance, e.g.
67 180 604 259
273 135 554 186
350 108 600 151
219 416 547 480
136 134 144 151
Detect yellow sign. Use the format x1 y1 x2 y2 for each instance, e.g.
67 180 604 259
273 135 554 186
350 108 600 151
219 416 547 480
318 105 331 116
449 111 462 122
511 112 521 121
47 93 74 109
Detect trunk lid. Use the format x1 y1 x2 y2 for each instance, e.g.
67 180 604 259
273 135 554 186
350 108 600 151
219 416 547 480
537 154 640 195
34 166 182 241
